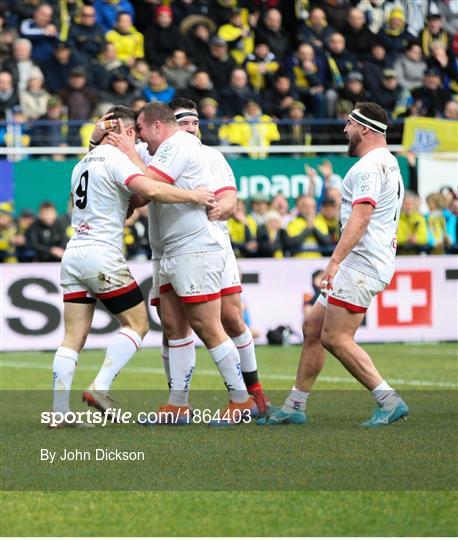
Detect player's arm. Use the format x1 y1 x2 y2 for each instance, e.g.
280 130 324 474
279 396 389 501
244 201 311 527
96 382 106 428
208 189 237 221
127 175 215 207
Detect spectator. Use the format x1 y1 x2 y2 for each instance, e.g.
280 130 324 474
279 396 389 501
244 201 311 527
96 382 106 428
0 69 19 119
297 6 334 49
371 69 412 119
142 68 175 103
182 69 218 107
427 42 455 89
2 38 42 93
308 159 343 206
343 7 375 61
67 5 105 64
219 98 280 159
171 0 209 27
411 67 451 117
125 205 151 260
249 193 270 226
286 195 332 258
19 67 50 120
303 269 324 322
105 11 144 67
286 43 330 118
377 7 414 62
256 209 288 258
270 193 293 227
40 41 81 94
425 192 455 254
325 32 357 91
261 73 299 119
419 13 451 58
19 3 58 65
89 42 125 92
208 0 238 28
217 7 254 65
227 199 258 257
144 5 183 68
59 67 99 146
393 40 427 91
356 0 388 35
182 20 214 69
129 58 150 91
362 38 391 97
30 95 68 157
0 203 17 262
101 69 139 108
162 49 196 91
15 209 36 262
220 67 256 118
276 100 312 150
198 97 221 146
317 197 340 249
338 71 369 109
0 16 17 65
25 201 68 262
130 96 147 113
206 36 236 90
94 0 135 33
397 191 428 254
124 209 148 260
255 8 292 60
444 99 458 119
244 41 279 93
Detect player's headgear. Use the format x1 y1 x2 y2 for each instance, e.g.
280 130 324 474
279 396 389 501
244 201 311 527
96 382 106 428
348 108 387 135
174 109 199 121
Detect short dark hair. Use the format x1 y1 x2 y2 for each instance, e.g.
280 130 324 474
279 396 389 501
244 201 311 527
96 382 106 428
140 102 177 125
354 102 388 126
105 105 136 127
39 201 56 210
169 97 197 112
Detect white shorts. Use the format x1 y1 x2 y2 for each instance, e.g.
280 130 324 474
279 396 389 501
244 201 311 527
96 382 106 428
150 258 161 306
317 265 386 313
61 243 142 313
220 244 242 296
159 249 226 303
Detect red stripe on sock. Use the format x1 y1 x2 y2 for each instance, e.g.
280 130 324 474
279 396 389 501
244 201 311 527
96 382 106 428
119 331 140 350
236 339 253 350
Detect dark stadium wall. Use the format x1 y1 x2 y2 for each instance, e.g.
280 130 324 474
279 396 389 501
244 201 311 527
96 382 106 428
13 157 410 215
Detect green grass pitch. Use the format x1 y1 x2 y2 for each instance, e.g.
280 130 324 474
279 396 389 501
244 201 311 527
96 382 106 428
1 343 457 536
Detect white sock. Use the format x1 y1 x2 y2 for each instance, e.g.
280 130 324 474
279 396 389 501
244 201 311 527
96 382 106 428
168 336 196 406
284 386 309 412
92 327 142 391
52 346 78 413
161 342 170 388
232 328 257 373
371 380 400 410
209 339 249 403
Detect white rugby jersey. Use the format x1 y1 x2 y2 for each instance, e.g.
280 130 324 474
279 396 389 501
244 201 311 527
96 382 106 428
68 144 143 251
340 147 404 284
136 141 163 260
146 131 226 256
202 145 237 237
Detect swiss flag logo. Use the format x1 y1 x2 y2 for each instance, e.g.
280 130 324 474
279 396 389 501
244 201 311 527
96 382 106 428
378 271 432 326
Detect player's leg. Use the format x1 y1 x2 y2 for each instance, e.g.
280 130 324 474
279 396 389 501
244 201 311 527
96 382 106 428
221 291 270 413
82 254 149 412
158 287 196 409
52 299 95 416
262 300 327 425
321 303 409 426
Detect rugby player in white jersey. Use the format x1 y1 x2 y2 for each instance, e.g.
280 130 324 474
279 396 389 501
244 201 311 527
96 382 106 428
262 102 409 427
51 105 216 426
106 102 258 424
163 97 270 414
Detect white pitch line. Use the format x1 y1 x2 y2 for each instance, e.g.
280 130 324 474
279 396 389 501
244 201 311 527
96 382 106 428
1 360 457 389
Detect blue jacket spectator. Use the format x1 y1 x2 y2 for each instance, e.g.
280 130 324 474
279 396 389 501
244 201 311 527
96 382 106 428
94 0 135 33
20 4 59 65
377 7 414 62
40 41 81 94
143 69 176 103
67 6 106 63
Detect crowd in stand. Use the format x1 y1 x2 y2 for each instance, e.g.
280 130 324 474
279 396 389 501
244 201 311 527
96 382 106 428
2 159 457 263
1 0 458 152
